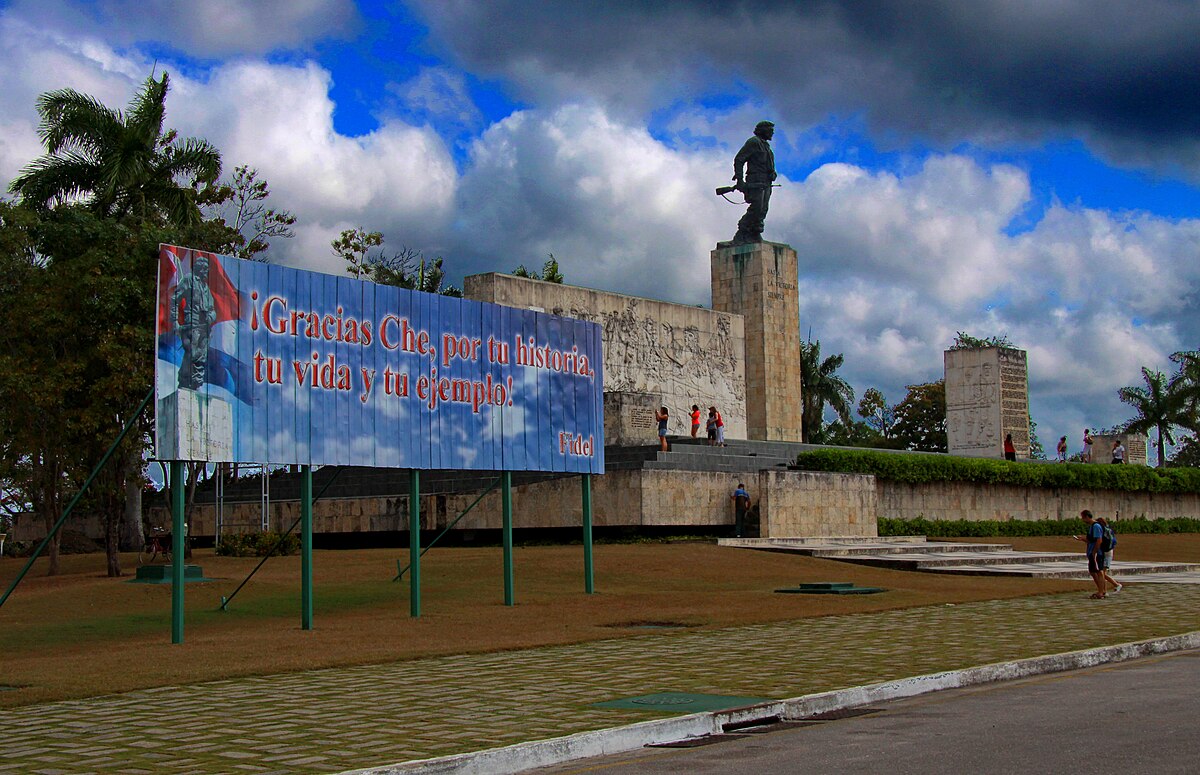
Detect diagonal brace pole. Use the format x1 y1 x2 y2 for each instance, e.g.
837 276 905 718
219 466 343 611
393 476 500 581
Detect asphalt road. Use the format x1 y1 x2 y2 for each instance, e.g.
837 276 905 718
532 648 1200 774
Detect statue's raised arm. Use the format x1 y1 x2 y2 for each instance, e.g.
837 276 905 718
724 120 776 246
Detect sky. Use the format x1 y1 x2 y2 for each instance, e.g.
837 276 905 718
2 0 1199 461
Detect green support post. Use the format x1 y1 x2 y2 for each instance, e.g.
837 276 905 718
502 471 514 606
409 469 420 618
582 474 594 594
301 465 313 630
170 460 185 644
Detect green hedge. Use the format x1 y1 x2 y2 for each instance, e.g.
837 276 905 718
793 449 1200 494
216 531 300 557
879 516 1200 537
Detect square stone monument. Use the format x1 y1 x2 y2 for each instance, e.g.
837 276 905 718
945 346 1030 458
711 241 803 441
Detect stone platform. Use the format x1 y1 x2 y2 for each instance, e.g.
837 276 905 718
720 537 1200 581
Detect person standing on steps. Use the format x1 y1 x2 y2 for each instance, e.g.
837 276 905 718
1083 428 1094 462
706 407 718 446
714 406 726 447
1112 439 1126 464
655 406 670 452
1057 436 1068 462
690 404 702 439
1004 433 1017 461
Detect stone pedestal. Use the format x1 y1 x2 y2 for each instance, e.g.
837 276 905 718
156 389 234 461
603 391 661 445
710 242 802 441
945 346 1029 458
1090 433 1149 465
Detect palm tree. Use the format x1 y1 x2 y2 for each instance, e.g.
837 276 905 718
8 72 221 227
800 338 855 443
1170 351 1200 432
1118 367 1189 467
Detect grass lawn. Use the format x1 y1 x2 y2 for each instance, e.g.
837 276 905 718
0 534 1194 708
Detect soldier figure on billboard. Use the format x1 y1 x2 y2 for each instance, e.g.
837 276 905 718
172 255 217 390
728 120 777 246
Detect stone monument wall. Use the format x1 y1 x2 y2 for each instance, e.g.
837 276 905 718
945 346 1030 458
1089 433 1149 466
710 242 803 441
465 273 747 441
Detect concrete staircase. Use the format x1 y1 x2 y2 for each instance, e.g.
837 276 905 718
720 536 1200 581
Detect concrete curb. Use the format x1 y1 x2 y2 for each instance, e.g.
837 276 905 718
341 630 1200 775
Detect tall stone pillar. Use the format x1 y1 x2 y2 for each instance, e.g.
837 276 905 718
945 346 1029 458
711 241 803 441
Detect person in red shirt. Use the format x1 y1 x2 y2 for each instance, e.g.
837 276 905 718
690 404 701 438
1004 433 1016 461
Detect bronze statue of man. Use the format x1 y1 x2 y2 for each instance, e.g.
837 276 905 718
172 255 217 391
730 120 776 245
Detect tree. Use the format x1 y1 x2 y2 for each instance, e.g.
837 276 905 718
0 204 170 575
199 166 296 260
799 338 854 442
892 380 948 452
1169 351 1200 432
8 73 221 227
949 331 1013 350
1028 417 1046 460
1 76 239 578
333 227 385 280
333 229 463 296
857 388 895 439
513 253 564 283
1118 367 1190 467
1168 434 1200 468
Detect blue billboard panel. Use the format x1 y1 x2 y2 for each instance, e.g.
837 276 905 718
154 245 604 473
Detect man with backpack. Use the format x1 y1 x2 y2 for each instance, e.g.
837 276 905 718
1072 510 1108 598
1097 517 1122 593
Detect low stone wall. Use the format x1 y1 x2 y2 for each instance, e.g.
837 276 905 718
154 467 872 538
759 470 877 537
879 480 1200 522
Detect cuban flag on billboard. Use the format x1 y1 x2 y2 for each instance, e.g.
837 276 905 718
156 245 254 404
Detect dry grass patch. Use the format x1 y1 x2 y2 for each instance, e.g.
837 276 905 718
0 541 1086 707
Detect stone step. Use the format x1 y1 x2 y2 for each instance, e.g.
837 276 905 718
923 561 1200 579
805 543 1014 557
723 537 1200 580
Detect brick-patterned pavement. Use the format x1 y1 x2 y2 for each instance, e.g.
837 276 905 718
4 584 1199 774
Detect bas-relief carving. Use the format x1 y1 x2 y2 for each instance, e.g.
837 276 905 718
554 298 745 436
946 360 999 451
466 275 748 439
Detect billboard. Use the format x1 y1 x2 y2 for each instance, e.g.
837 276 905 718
154 245 604 473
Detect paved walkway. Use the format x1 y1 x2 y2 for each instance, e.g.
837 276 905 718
4 584 1200 774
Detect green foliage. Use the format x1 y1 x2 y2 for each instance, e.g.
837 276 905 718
800 337 854 442
8 73 221 227
215 531 300 557
1028 418 1046 460
513 253 565 283
879 515 1200 537
891 380 947 452
198 165 296 260
335 229 462 295
948 332 1014 350
1119 366 1192 467
1168 435 1200 468
793 448 1200 493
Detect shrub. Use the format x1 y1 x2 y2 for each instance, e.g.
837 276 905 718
216 531 300 557
878 516 1200 537
793 449 1200 494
